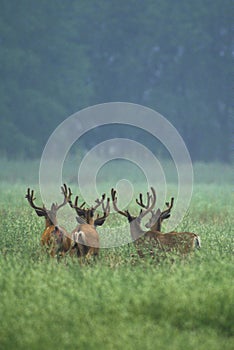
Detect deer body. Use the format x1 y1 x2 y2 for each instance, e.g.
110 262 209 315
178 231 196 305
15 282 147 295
46 226 72 257
128 216 200 256
111 188 201 257
26 185 72 257
41 225 56 246
69 193 110 258
142 196 201 253
40 213 58 246
135 230 201 256
38 214 72 256
71 223 100 258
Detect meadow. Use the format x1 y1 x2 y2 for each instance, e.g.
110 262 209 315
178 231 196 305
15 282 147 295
0 159 233 350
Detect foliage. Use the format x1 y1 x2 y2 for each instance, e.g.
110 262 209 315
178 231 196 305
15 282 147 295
0 0 232 161
0 179 233 349
0 157 233 185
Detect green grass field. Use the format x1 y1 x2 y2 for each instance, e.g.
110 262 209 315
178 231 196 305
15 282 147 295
0 160 233 350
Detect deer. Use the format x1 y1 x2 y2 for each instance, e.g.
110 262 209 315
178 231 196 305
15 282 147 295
25 184 72 257
68 192 110 258
111 187 201 258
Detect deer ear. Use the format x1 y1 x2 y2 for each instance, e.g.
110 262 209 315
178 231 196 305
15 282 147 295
126 210 134 222
76 216 87 224
161 212 170 219
94 217 105 227
51 203 57 211
34 209 46 217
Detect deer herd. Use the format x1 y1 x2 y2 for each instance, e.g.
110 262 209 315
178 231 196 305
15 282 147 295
25 184 201 260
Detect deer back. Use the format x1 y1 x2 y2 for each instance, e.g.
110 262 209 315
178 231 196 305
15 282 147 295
70 222 99 257
142 230 201 254
69 191 110 258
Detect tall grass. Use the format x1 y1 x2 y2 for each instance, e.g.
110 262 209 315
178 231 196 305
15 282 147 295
0 161 233 349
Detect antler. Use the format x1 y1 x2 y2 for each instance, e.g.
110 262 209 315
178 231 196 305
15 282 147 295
160 197 174 219
25 188 47 216
69 191 110 226
62 183 72 202
138 187 157 219
55 183 72 211
136 190 152 209
92 194 106 211
111 188 129 217
88 193 110 226
94 196 110 226
69 194 86 217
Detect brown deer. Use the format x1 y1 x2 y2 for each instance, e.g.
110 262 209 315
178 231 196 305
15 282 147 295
111 188 201 257
69 192 110 258
25 184 72 257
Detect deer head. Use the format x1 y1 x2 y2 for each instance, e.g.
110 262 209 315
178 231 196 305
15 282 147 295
25 184 72 227
69 193 110 227
137 195 174 231
111 187 156 240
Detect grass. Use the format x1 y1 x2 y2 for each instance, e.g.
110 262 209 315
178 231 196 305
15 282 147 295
0 160 233 350
0 255 232 350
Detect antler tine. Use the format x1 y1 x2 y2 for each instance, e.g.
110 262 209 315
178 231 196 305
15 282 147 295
146 191 151 208
68 186 72 199
80 201 86 208
62 183 67 194
169 197 174 208
136 193 146 208
25 187 32 201
111 188 128 217
25 188 33 202
102 197 110 215
105 197 110 213
139 187 156 219
68 187 72 201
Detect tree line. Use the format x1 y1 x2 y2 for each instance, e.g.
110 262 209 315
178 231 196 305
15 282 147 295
0 0 232 162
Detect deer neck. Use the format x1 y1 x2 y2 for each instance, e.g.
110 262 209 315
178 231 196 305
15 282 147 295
151 221 161 231
129 219 146 241
45 216 57 228
88 217 95 226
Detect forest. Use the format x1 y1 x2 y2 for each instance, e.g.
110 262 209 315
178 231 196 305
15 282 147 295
0 0 232 162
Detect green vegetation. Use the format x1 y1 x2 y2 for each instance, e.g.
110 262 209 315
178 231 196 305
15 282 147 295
0 1 232 346
0 157 233 185
0 162 233 350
